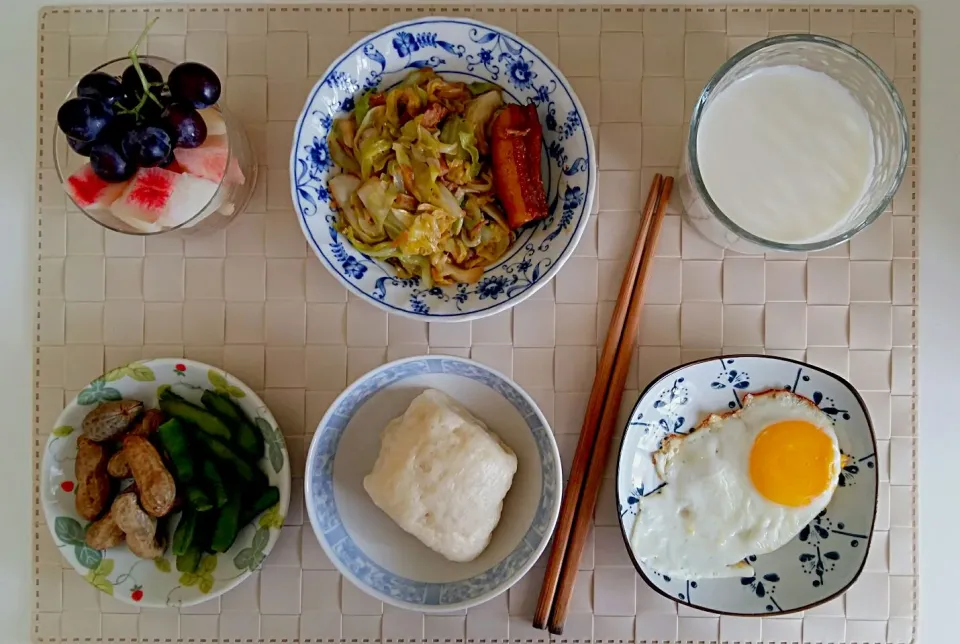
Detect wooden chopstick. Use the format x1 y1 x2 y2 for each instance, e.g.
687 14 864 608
532 174 670 631
547 175 673 633
547 176 674 631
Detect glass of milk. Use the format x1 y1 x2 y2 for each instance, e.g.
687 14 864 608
680 34 908 254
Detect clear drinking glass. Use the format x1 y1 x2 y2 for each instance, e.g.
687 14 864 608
679 34 908 254
54 56 258 236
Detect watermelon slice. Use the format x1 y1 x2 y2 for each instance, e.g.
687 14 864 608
111 167 178 232
174 143 245 186
111 167 223 232
64 164 127 210
161 173 220 229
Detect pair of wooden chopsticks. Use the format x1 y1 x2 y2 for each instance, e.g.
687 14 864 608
533 174 674 634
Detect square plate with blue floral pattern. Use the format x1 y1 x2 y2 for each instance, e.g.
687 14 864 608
617 355 878 616
304 355 562 611
290 17 596 321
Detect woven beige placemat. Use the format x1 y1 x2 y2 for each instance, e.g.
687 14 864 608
33 4 918 643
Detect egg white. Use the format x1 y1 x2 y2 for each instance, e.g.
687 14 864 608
630 390 841 580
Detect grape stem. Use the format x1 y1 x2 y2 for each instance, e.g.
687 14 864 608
128 17 164 109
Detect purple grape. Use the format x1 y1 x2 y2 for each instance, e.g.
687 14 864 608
67 136 94 157
161 102 207 148
57 97 113 141
159 144 177 168
96 113 139 147
77 72 125 106
121 125 173 168
168 62 221 108
89 142 136 183
121 62 163 94
136 92 169 121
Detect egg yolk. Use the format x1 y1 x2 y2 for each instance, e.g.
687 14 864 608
749 420 835 507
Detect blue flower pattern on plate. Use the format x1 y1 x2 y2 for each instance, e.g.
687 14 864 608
307 136 330 172
652 377 688 434
837 450 876 488
796 510 868 589
711 358 751 409
739 560 784 612
618 481 666 519
617 356 878 615
305 357 558 607
505 55 536 89
290 18 594 319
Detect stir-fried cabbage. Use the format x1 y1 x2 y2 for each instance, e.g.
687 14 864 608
326 69 515 285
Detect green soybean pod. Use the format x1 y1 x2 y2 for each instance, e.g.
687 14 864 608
156 419 195 483
159 397 232 441
210 495 242 554
201 390 265 459
172 510 197 557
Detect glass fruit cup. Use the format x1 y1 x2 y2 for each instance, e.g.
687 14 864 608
54 55 258 236
679 34 908 254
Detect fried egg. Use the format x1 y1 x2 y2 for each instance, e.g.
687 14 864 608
630 390 841 580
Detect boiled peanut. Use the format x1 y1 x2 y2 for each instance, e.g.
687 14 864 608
106 450 131 478
82 400 143 442
123 436 176 517
111 491 156 539
75 436 111 521
84 510 125 550
127 531 166 559
129 408 165 438
111 491 165 559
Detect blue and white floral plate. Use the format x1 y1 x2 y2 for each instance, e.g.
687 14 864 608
290 18 596 321
617 355 878 615
304 355 562 611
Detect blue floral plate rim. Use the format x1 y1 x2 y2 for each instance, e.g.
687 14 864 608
615 353 879 617
302 354 563 611
289 16 597 321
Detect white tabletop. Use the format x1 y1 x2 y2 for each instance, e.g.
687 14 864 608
1 1 956 642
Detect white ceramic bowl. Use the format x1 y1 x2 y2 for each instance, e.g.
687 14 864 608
304 355 562 611
40 358 291 607
617 355 878 615
290 17 596 321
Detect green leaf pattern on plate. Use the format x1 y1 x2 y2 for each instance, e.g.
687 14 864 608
207 370 245 398
252 526 269 553
52 426 73 437
75 544 102 569
103 362 156 383
233 526 270 573
54 516 85 546
153 557 171 573
179 554 218 594
256 417 285 474
258 504 284 530
77 379 123 406
84 558 114 595
56 517 103 570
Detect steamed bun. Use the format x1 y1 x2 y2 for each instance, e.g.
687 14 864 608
363 389 518 563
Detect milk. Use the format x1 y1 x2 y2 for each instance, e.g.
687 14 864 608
693 65 875 245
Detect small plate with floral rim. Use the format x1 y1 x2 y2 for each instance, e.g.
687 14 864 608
616 355 878 615
290 17 596 321
39 358 291 607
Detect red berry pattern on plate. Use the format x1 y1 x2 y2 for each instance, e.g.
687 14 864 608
131 585 143 602
60 481 75 493
175 363 186 374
